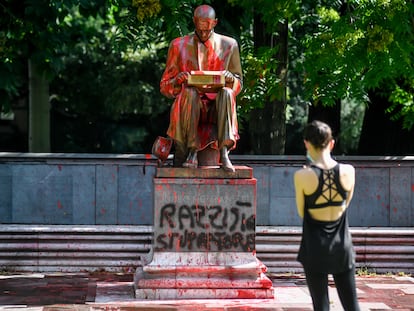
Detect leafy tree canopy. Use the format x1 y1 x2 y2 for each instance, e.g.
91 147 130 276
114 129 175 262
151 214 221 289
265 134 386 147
299 0 414 129
0 0 115 110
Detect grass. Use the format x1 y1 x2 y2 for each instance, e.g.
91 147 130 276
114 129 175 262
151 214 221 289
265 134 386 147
356 266 412 278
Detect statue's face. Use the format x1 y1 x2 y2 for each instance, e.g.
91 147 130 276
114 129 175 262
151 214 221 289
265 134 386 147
194 17 217 42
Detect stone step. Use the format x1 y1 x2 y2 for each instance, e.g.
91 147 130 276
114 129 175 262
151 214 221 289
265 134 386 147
137 273 273 289
135 287 275 299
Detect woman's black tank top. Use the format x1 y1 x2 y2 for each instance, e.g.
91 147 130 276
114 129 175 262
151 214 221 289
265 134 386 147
297 164 355 273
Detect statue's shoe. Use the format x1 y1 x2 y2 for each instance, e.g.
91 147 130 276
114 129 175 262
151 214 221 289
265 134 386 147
183 151 198 169
173 142 187 167
220 148 235 172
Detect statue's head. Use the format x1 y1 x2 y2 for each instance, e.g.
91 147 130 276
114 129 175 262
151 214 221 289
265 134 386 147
193 5 217 42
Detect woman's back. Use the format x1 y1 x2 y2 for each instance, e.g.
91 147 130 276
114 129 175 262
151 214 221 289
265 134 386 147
294 162 355 221
294 120 361 311
296 162 356 274
304 163 354 221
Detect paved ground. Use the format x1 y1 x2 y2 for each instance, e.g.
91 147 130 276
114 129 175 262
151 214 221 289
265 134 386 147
0 272 413 310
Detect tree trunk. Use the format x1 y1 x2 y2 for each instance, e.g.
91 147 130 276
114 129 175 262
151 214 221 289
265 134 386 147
28 59 50 152
249 17 288 155
358 89 414 155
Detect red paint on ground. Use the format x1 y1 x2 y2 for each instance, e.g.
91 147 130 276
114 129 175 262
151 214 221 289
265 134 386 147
3 273 414 308
237 289 257 299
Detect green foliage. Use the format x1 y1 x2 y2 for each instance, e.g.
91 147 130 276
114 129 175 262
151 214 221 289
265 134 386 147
233 1 301 114
51 43 168 119
238 41 283 113
0 0 178 152
47 3 172 152
132 0 162 21
299 0 414 129
0 0 115 111
229 0 301 31
387 83 414 130
124 0 207 44
339 98 365 154
50 40 171 152
2 0 413 153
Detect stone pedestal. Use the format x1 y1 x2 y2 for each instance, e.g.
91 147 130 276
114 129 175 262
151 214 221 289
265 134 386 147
134 166 274 299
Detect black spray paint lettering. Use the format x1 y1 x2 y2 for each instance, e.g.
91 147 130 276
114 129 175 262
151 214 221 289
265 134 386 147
158 201 254 232
159 203 176 228
155 230 255 252
156 201 255 251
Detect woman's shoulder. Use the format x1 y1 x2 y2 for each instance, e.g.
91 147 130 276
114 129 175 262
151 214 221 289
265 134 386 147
338 163 355 190
295 166 314 175
338 162 355 175
294 166 318 182
294 166 320 194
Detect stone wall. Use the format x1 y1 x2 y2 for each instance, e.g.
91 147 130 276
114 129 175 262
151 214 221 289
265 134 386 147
0 153 413 227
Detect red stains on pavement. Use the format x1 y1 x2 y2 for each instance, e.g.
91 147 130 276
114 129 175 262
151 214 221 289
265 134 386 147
1 273 414 309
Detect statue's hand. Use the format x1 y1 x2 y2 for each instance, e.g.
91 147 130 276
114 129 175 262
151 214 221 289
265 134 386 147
175 72 189 85
224 70 235 83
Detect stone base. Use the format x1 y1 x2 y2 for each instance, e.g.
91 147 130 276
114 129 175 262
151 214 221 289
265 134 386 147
155 165 253 179
134 252 274 300
135 167 274 300
135 287 274 300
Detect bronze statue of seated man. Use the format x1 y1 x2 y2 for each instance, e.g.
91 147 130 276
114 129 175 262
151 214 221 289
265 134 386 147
160 4 243 172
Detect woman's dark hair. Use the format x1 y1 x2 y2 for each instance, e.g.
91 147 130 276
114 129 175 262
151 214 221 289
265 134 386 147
303 120 333 149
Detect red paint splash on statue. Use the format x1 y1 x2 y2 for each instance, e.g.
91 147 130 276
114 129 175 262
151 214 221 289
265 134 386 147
194 17 217 43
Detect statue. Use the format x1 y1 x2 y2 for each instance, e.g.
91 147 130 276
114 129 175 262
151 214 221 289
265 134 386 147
160 4 243 172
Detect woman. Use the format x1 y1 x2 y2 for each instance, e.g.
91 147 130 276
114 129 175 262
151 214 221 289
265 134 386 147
294 120 360 311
